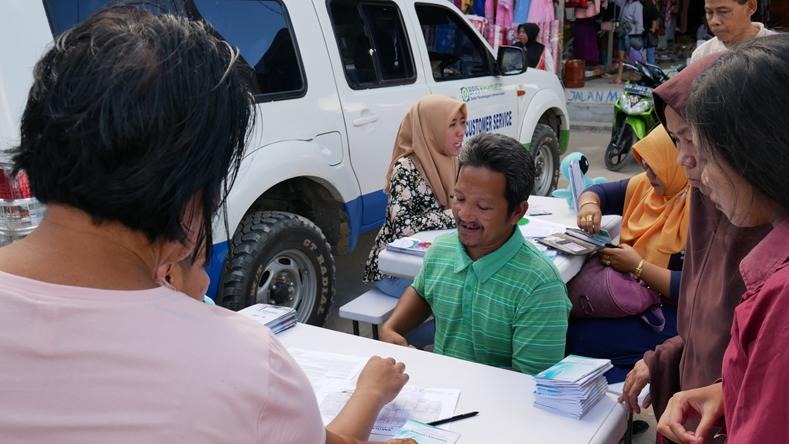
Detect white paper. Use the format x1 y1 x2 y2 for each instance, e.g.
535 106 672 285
518 217 568 239
287 349 460 436
288 348 366 386
394 419 461 444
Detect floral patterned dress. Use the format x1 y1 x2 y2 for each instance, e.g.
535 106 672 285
363 156 456 283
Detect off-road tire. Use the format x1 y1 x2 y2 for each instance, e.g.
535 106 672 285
218 211 334 326
530 123 561 196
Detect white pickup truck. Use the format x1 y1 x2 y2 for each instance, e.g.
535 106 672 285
0 0 570 325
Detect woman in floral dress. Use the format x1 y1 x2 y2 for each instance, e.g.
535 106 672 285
363 95 467 298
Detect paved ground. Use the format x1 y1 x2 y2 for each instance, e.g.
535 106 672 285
323 129 655 442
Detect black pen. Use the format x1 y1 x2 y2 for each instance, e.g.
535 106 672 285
427 411 479 426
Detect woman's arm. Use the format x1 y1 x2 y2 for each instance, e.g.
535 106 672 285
326 356 411 443
599 244 672 296
577 179 629 233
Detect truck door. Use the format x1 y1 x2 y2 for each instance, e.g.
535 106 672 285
410 3 520 141
316 0 430 230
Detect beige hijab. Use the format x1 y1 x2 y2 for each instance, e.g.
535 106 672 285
384 95 467 207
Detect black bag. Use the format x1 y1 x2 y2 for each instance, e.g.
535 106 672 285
616 18 634 38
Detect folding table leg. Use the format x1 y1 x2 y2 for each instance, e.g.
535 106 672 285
352 320 360 336
623 409 633 444
372 325 379 340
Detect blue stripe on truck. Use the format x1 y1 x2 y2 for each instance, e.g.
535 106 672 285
205 189 388 300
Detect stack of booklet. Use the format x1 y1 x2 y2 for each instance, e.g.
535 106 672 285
238 303 297 334
386 237 434 257
533 355 613 419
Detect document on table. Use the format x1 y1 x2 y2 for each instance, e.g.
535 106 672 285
288 348 460 436
518 217 569 239
394 419 461 444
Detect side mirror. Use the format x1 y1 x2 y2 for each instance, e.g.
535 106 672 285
497 45 527 76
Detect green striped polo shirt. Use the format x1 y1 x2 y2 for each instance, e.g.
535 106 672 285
412 227 571 375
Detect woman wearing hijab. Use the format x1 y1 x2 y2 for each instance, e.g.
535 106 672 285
617 52 769 426
363 95 467 298
565 124 690 382
514 23 553 70
658 34 789 444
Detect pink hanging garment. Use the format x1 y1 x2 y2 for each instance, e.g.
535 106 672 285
527 0 554 23
496 0 514 28
485 0 496 23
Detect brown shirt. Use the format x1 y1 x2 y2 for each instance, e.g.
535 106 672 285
643 188 769 419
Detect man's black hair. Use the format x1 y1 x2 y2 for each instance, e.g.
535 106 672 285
458 133 534 214
9 5 255 263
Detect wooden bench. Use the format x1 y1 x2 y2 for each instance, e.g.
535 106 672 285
338 288 398 339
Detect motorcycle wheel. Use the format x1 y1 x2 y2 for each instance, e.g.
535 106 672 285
605 125 634 171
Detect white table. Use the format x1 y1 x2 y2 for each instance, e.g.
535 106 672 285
378 195 621 283
278 323 628 443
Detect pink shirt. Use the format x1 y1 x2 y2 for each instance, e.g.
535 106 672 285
0 272 325 444
722 219 789 442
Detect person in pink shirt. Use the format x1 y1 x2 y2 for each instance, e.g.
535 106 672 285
0 6 413 444
657 34 789 443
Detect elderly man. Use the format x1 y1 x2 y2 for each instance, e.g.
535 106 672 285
690 0 776 62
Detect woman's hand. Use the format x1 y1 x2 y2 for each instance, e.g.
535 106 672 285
619 359 652 413
599 244 642 274
354 356 410 408
657 383 725 444
576 201 602 233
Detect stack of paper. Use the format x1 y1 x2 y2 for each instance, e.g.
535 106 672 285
533 355 613 419
238 303 297 334
386 237 433 256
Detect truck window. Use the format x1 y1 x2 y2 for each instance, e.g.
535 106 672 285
43 0 184 36
328 1 416 89
415 4 494 81
43 0 305 102
192 0 306 101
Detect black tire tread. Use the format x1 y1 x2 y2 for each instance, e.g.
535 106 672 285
219 210 335 326
530 123 561 196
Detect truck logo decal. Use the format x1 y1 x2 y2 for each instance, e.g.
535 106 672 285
460 83 504 103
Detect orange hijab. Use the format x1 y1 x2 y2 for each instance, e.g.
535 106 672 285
621 125 690 268
384 95 467 208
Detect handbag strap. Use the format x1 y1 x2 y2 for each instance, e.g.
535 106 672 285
639 306 666 333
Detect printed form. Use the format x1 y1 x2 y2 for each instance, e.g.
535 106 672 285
289 348 460 436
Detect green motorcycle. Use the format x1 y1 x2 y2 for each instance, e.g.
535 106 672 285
605 61 669 171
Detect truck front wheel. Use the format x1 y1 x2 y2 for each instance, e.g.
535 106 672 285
530 123 561 196
218 210 335 326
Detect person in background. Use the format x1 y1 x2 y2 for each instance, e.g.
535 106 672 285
155 241 214 304
658 34 789 444
690 0 776 62
514 23 555 70
567 124 689 383
364 95 466 298
0 7 412 444
380 133 571 375
642 0 660 64
613 0 644 84
617 52 769 432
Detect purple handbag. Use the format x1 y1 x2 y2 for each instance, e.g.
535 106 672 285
567 255 666 332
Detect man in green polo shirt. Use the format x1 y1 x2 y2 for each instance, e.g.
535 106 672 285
380 133 571 375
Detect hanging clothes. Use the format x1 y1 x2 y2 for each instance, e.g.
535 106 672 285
573 18 600 64
471 0 486 16
527 0 555 23
496 0 514 29
514 0 531 24
485 0 496 23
